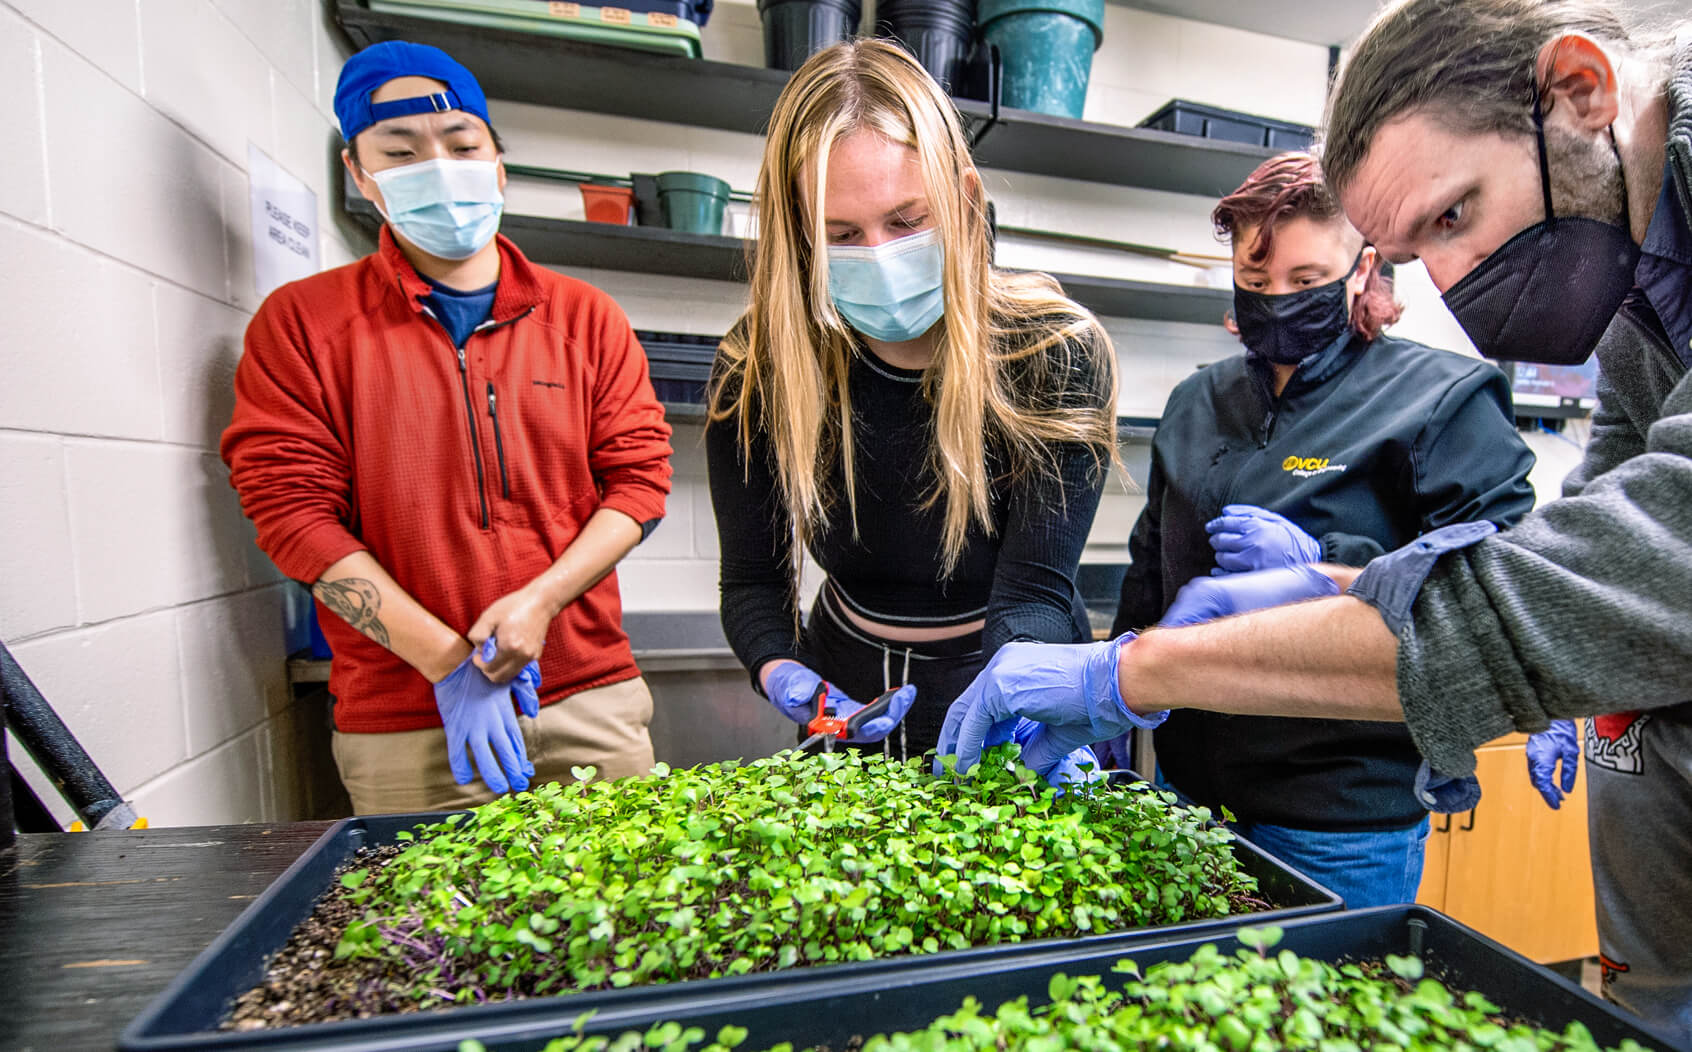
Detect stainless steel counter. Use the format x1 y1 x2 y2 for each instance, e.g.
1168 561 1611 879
624 611 798 768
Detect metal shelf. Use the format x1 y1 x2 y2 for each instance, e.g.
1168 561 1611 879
1052 270 1230 326
660 401 709 422
505 215 1230 325
334 1 1275 197
959 102 1277 198
338 2 790 135
503 215 749 282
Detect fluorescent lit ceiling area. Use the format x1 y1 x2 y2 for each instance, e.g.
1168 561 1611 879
1108 0 1688 48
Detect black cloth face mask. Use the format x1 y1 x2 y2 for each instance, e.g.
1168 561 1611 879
1440 90 1640 366
1233 251 1361 365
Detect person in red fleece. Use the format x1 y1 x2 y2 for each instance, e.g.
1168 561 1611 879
221 41 673 815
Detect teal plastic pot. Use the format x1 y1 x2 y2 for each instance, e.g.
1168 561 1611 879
978 0 1104 119
655 171 731 235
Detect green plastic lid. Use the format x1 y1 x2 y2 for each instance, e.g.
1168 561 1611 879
366 0 703 59
977 0 1105 42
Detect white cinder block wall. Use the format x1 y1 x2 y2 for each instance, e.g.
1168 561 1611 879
0 0 363 827
0 1 1584 824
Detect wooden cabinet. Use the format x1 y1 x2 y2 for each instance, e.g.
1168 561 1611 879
1416 729 1598 963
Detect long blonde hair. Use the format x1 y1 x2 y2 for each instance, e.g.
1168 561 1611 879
709 39 1117 579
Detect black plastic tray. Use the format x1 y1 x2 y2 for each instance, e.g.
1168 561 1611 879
432 906 1686 1052
120 789 1339 1049
1139 98 1314 151
636 331 715 404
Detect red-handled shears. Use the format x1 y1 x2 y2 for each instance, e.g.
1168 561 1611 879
796 680 903 753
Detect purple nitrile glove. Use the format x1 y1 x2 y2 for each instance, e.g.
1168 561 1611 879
433 637 534 794
513 659 542 719
1526 720 1580 809
1010 717 1104 791
1160 564 1340 628
1207 504 1322 574
764 661 917 743
934 636 1166 783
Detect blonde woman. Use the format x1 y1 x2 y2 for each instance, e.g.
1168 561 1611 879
706 39 1118 769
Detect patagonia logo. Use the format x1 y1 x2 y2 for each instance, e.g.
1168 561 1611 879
1282 455 1347 478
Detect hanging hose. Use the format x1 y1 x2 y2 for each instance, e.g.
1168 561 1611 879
2 640 141 831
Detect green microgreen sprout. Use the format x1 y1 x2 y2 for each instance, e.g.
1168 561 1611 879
486 928 1655 1052
240 746 1266 1023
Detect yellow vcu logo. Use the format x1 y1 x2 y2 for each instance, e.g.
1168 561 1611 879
1282 455 1330 472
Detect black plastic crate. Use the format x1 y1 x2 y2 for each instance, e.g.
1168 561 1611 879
364 908 1686 1052
636 330 717 404
120 791 1339 1050
1139 98 1314 151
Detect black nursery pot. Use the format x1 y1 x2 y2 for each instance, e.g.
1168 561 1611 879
876 0 976 93
757 0 863 71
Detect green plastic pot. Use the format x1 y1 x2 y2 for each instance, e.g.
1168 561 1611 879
655 170 731 235
978 0 1105 120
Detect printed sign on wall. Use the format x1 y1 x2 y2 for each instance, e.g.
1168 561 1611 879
247 144 320 300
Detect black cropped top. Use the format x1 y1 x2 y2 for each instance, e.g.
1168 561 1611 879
706 328 1110 681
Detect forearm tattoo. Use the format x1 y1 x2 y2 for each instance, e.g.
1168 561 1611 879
313 577 390 648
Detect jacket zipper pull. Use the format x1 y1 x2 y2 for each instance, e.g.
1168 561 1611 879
1260 409 1276 449
453 344 491 529
486 381 511 499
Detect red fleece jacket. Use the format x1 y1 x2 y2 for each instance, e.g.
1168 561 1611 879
222 230 672 732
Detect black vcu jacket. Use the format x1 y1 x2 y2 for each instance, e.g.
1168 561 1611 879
1113 331 1536 830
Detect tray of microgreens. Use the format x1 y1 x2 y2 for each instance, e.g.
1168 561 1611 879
120 745 1341 1050
443 912 1673 1052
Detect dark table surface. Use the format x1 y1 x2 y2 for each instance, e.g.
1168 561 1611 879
0 822 333 1052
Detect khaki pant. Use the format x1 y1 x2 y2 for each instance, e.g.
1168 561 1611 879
331 676 655 815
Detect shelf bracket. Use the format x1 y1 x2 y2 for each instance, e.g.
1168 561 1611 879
967 45 1003 152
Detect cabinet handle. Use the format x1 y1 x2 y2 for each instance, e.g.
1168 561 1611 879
1459 808 1477 832
1435 814 1451 834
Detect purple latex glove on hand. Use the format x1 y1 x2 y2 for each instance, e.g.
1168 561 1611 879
764 661 917 743
513 659 542 719
1207 504 1322 574
433 637 534 794
1526 720 1580 809
1011 718 1104 791
1161 564 1339 627
935 636 1166 783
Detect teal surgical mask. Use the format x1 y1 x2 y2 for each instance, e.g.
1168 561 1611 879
367 157 503 261
826 228 945 343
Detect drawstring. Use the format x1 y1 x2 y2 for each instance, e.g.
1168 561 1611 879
882 645 913 761
881 647 891 760
900 647 910 761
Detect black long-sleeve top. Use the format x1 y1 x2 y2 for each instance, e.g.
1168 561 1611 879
707 333 1109 684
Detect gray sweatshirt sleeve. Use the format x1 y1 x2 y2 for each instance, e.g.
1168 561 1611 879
1391 368 1692 776
1561 367 1646 500
1563 310 1686 498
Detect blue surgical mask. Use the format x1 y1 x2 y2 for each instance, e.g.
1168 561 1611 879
826 228 945 343
367 157 503 261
